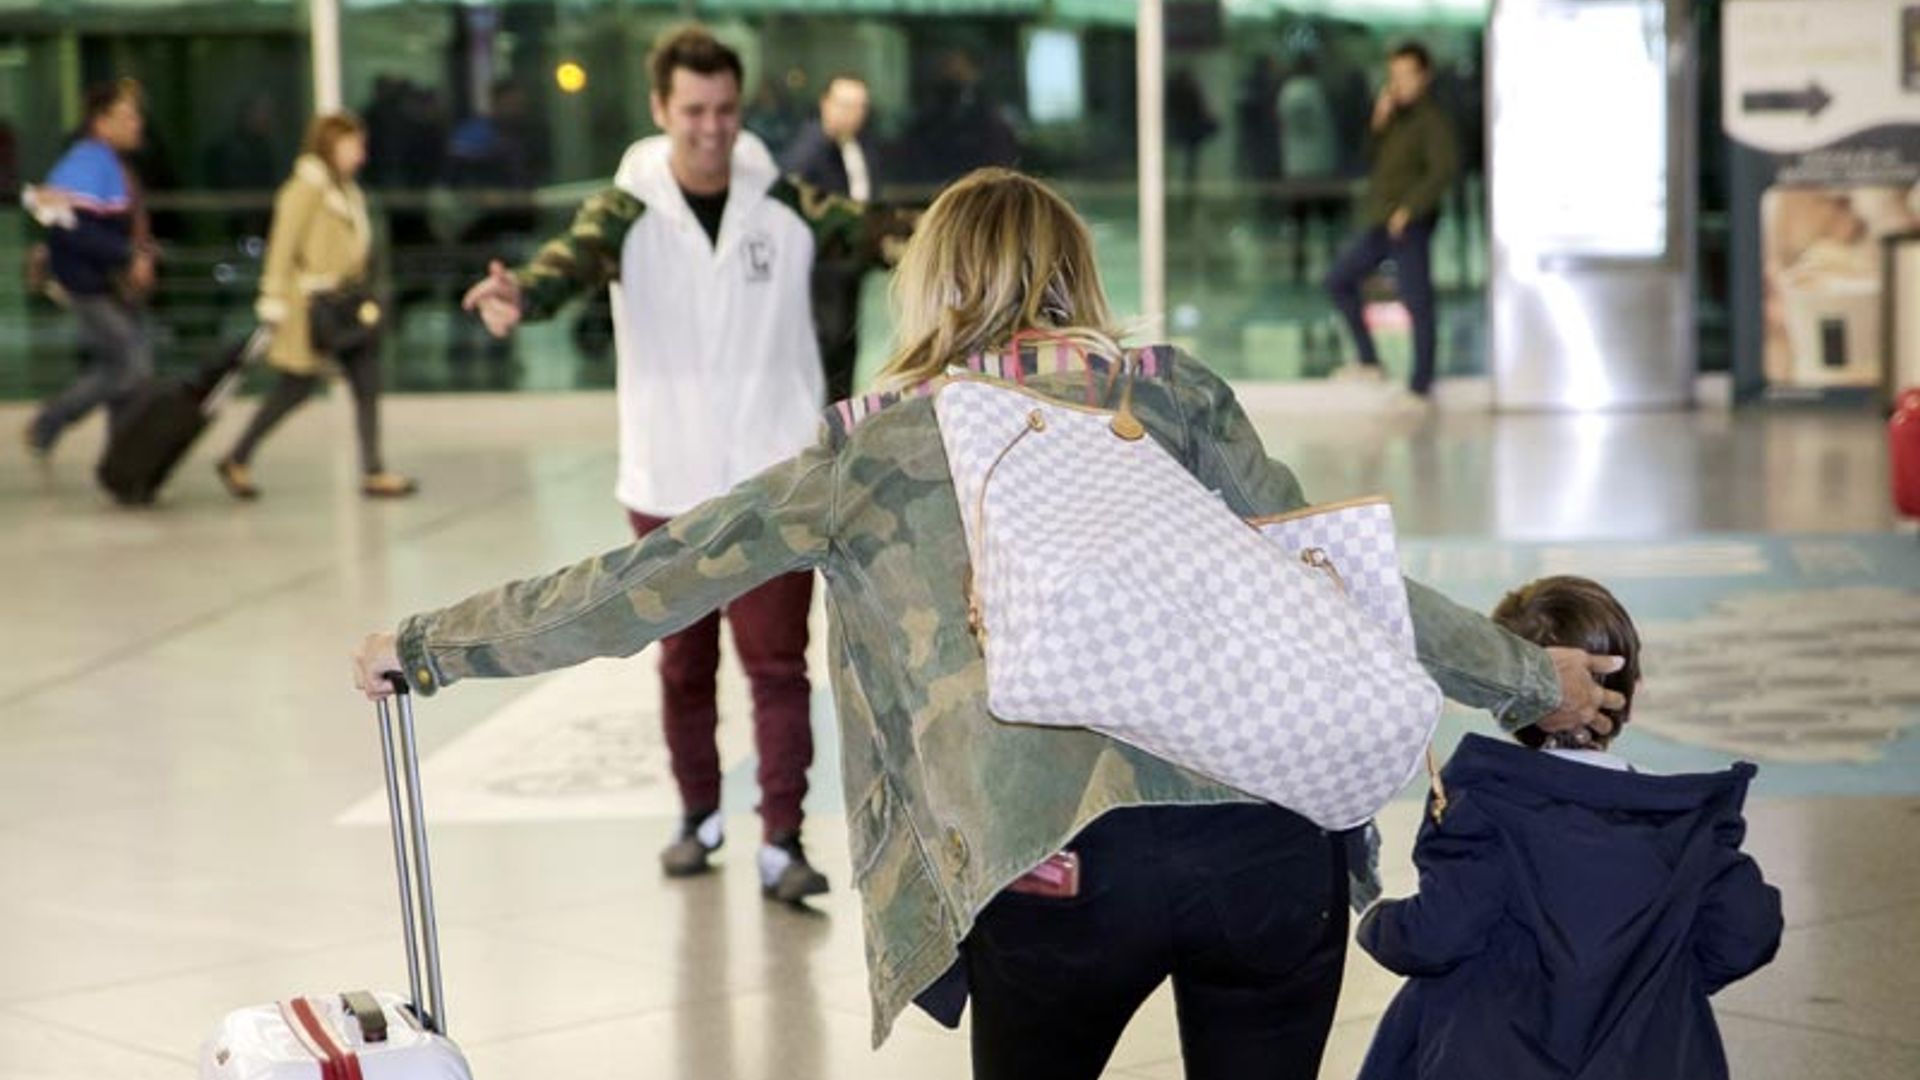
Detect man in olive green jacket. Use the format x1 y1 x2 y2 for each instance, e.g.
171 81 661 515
1327 41 1459 404
352 344 1623 1047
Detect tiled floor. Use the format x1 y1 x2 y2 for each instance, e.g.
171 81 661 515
1 390 1916 1079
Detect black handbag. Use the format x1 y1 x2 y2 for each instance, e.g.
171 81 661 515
308 287 383 356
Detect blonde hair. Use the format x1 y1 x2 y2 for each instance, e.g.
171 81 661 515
302 112 366 180
879 168 1124 389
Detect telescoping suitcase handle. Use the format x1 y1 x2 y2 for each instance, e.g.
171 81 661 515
375 674 448 1036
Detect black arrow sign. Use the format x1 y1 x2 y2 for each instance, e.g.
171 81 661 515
1742 82 1833 117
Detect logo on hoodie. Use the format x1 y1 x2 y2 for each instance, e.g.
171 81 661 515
744 231 775 284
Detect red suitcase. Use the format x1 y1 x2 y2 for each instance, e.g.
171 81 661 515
1892 388 1920 519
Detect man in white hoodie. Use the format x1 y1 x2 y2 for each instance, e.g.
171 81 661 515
461 25 908 903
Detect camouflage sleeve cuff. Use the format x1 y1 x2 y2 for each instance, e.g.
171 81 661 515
1489 641 1563 730
1405 577 1562 726
511 186 643 322
397 613 451 697
511 265 569 324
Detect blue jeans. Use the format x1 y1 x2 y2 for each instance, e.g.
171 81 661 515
1326 220 1437 396
31 294 154 449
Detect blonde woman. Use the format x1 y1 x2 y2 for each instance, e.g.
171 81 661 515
349 169 1623 1078
217 112 414 499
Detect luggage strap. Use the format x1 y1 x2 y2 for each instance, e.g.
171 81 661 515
283 997 366 1080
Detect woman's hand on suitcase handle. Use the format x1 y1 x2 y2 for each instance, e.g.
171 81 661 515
1536 648 1627 745
351 632 405 702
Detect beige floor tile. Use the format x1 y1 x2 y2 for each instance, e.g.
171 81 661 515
0 826 393 1004
463 989 974 1080
1720 1014 1920 1080
1714 901 1920 1046
1 397 1915 1080
479 846 871 993
10 927 698 1061
1739 799 1920 928
0 1010 193 1080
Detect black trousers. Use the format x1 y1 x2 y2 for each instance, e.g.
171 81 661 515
228 339 384 475
964 804 1348 1080
1326 220 1438 396
811 260 865 403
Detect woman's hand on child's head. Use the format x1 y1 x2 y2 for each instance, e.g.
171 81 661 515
1537 647 1628 743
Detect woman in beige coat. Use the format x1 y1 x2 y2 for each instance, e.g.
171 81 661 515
217 112 414 498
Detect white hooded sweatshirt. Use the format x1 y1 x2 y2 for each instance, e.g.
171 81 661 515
606 132 825 517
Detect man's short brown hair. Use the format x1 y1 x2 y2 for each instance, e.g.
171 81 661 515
83 78 142 126
1492 575 1641 748
649 25 744 100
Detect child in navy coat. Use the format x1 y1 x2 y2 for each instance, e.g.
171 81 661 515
1356 576 1782 1080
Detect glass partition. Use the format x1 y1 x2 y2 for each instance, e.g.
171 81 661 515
332 0 1138 394
0 0 1510 403
0 0 307 401
1162 0 1492 381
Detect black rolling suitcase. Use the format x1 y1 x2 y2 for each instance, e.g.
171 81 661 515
97 327 267 505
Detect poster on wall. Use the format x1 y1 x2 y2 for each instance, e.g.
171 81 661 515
1724 0 1920 400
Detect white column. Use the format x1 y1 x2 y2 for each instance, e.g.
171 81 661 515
1136 0 1166 340
311 0 343 114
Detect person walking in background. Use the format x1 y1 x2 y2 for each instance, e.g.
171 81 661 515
458 26 911 904
215 112 416 500
1234 55 1285 235
1166 68 1219 211
1278 54 1340 285
1325 42 1458 407
900 50 1018 185
781 73 884 402
22 79 157 461
203 92 284 241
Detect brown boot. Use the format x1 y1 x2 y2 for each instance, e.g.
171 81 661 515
361 472 418 498
215 459 259 500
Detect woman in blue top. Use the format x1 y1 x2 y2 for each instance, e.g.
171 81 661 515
24 79 156 458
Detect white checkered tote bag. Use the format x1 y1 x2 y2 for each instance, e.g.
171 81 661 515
1253 499 1414 653
935 375 1443 830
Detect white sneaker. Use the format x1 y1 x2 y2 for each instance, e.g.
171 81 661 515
1383 388 1435 414
759 834 830 903
659 809 725 877
1332 363 1386 383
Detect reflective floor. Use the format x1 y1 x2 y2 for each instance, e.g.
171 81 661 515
1 390 1915 1079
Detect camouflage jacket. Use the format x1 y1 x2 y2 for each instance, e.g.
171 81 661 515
512 171 914 322
396 345 1562 1046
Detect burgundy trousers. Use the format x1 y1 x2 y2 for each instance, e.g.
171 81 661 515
629 511 815 840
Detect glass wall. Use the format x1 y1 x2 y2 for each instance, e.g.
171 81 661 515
318 0 1141 393
1 0 1511 402
0 0 307 401
1162 0 1492 380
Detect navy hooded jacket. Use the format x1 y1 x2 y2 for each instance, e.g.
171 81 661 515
1357 734 1782 1080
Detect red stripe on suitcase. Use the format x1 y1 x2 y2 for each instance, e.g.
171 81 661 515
277 1000 336 1080
289 997 365 1080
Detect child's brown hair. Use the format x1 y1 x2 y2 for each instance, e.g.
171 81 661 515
1491 576 1641 749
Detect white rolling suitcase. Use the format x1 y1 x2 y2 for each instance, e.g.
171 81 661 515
200 678 473 1080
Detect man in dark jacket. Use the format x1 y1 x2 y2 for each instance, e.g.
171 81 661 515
25 79 156 458
1326 42 1458 405
780 74 883 402
1357 577 1782 1080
